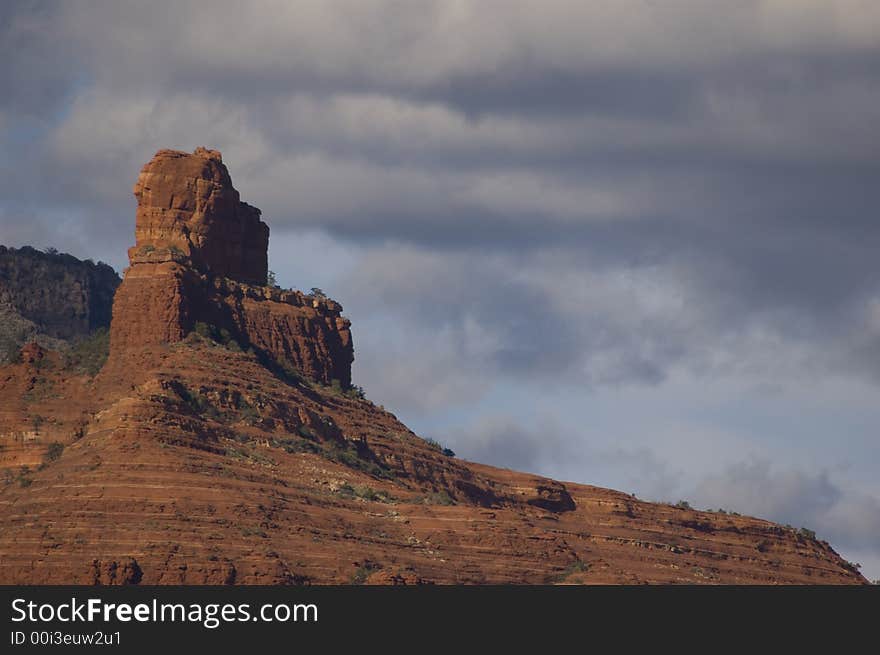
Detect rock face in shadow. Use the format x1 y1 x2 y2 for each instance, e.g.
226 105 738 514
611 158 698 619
111 148 353 387
0 246 120 362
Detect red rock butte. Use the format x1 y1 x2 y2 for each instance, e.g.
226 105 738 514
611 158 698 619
131 147 268 285
112 147 353 387
0 148 868 585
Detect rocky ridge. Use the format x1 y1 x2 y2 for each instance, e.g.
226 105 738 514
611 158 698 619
0 148 867 585
0 246 120 363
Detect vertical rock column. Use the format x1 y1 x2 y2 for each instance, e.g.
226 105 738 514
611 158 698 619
108 147 353 386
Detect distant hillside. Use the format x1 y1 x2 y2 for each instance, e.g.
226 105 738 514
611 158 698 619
0 245 120 363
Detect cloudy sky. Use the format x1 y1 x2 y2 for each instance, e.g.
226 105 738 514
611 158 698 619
2 1 879 579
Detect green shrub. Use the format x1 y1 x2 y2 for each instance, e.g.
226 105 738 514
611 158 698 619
233 396 260 424
350 560 380 585
193 322 213 340
323 443 394 479
798 527 817 541
44 441 64 462
344 384 366 400
418 491 455 506
65 328 110 376
336 484 394 503
189 322 242 352
422 438 455 457
842 560 862 572
17 466 33 488
674 500 692 510
176 384 222 420
274 435 320 454
554 560 589 582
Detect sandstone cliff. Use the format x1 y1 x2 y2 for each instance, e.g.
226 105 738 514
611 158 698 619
131 147 268 285
0 149 867 585
110 147 353 387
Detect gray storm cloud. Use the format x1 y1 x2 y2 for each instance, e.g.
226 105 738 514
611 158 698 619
2 0 879 577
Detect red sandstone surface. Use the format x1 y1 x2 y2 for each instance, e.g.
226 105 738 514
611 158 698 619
0 149 867 585
112 147 352 387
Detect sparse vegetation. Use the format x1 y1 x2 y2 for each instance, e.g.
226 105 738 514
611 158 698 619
416 491 455 506
325 377 368 400
225 446 275 467
176 384 222 420
268 426 395 479
674 500 692 510
0 323 32 365
554 560 589 582
17 466 33 488
65 327 110 376
232 395 260 424
273 435 320 455
241 526 269 538
323 442 395 479
350 560 380 585
423 437 455 457
842 559 862 573
44 441 64 463
336 483 395 503
22 374 57 402
189 321 242 352
797 527 817 541
345 384 366 400
258 354 308 388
